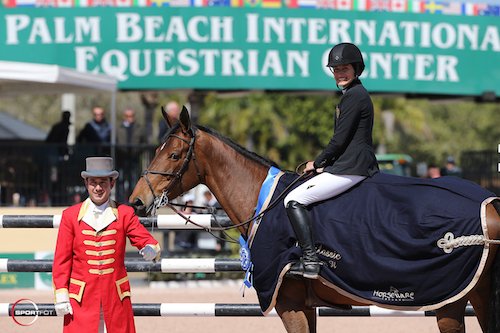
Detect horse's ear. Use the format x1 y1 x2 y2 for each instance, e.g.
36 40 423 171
161 105 176 128
179 105 191 132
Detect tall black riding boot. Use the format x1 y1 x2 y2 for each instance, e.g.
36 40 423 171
286 200 322 279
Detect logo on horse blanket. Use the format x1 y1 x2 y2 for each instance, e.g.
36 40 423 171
249 172 495 314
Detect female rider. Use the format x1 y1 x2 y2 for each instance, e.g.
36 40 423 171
284 43 379 279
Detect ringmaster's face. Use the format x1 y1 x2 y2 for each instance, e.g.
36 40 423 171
85 177 115 206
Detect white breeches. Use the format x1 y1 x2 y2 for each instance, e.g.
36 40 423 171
98 305 107 333
284 173 366 206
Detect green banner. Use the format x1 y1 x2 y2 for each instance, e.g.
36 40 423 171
0 8 498 96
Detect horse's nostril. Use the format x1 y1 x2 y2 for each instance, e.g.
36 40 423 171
130 198 149 217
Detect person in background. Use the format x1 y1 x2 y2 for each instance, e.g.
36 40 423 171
46 110 71 145
427 164 442 178
76 106 111 144
116 108 145 202
117 108 144 146
201 190 221 213
158 101 181 143
174 194 198 250
442 156 462 177
52 157 160 333
283 43 379 279
201 190 225 251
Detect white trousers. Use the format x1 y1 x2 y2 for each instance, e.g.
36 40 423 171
284 173 366 206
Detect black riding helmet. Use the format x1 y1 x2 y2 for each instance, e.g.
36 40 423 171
326 43 365 76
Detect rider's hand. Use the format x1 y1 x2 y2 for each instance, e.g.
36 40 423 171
303 161 316 173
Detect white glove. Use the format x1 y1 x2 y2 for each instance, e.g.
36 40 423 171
55 301 73 316
140 244 158 261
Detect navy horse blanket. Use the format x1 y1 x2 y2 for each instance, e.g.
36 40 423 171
248 170 497 314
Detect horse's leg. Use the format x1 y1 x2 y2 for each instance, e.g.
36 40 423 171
468 272 491 332
435 299 468 333
275 278 317 333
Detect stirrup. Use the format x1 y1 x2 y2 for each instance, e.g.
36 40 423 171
302 260 322 279
288 259 322 279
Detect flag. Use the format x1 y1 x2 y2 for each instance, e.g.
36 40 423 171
2 0 17 7
231 0 243 6
171 0 190 5
244 0 262 6
477 4 500 16
336 0 352 10
368 0 390 11
354 0 367 11
441 1 462 15
87 0 116 5
462 3 476 15
207 0 230 5
14 0 36 6
262 0 281 7
150 0 170 5
409 0 423 13
133 0 150 6
115 0 133 6
57 0 74 6
36 0 56 6
317 0 334 8
390 0 406 12
190 0 204 6
423 0 443 14
297 0 315 7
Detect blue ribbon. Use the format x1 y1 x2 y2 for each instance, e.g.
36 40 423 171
255 166 280 216
239 235 253 288
239 166 281 290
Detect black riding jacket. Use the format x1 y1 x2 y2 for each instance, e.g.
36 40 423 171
314 79 379 177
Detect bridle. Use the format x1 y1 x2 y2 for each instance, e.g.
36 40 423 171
141 127 203 215
139 125 312 241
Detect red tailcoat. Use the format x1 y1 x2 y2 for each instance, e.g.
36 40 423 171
52 200 159 333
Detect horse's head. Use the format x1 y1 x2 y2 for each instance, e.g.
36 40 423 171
129 105 203 216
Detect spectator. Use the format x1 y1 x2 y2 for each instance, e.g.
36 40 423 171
158 101 181 143
174 194 198 250
201 190 225 251
116 108 145 201
46 110 71 160
76 106 111 144
46 110 71 144
117 108 145 146
52 157 160 333
201 190 221 213
442 156 462 177
427 164 442 178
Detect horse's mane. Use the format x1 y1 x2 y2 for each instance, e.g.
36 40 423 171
196 125 279 169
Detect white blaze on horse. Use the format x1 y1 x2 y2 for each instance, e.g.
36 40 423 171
130 106 500 333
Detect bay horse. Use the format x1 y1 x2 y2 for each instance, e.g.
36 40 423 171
130 106 500 333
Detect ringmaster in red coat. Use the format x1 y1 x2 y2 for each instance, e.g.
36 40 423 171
52 157 161 333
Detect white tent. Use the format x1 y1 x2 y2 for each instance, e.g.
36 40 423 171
0 60 118 153
0 60 117 96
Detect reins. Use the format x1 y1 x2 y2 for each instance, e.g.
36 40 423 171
142 124 312 243
162 170 312 244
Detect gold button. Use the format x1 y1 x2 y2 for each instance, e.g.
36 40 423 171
98 252 103 256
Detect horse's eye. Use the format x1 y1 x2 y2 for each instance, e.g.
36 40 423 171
170 153 180 160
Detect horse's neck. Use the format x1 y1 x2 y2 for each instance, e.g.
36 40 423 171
199 134 269 230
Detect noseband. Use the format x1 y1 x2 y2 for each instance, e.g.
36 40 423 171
141 128 203 214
